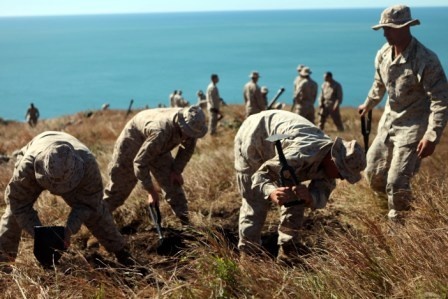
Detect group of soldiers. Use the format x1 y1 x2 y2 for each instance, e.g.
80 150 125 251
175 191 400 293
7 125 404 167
1 4 447 271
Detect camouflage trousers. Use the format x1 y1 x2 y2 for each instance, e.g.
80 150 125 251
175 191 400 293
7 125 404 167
208 110 219 135
0 201 126 262
294 105 315 124
365 135 421 217
318 104 344 131
236 172 305 252
104 144 188 223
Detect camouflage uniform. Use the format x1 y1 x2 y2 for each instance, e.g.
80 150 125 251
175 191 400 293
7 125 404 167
293 76 318 124
362 37 448 217
234 110 336 251
104 108 204 224
0 131 126 261
318 78 344 131
207 81 221 135
243 79 265 118
25 103 39 127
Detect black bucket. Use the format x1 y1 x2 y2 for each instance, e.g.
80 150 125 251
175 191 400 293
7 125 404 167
33 226 66 268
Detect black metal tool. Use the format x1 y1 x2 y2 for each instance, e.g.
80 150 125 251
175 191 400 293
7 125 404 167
148 203 164 247
267 87 285 110
361 110 372 154
266 134 304 207
34 225 66 268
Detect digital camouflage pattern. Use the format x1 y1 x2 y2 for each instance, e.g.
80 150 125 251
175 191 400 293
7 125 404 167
293 77 318 123
362 37 448 217
318 78 344 131
234 110 335 251
0 131 126 261
243 80 265 117
207 81 221 135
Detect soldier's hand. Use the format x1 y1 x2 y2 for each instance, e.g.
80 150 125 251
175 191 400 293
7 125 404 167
417 139 436 159
291 185 312 207
170 171 184 186
358 104 368 117
269 187 296 206
148 188 160 206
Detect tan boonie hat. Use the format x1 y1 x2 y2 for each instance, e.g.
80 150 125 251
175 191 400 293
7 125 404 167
177 106 208 138
300 67 312 76
34 142 84 194
331 138 366 184
261 86 268 94
249 71 260 78
296 64 305 71
372 5 420 30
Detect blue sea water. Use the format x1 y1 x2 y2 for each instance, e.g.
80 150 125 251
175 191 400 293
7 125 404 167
0 7 447 121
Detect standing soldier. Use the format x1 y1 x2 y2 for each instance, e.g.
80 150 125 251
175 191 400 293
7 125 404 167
169 90 178 107
25 103 40 127
260 86 269 108
206 74 222 135
103 106 207 226
0 131 134 270
292 64 305 112
243 71 265 118
318 72 345 131
358 5 448 223
293 67 318 124
234 110 366 263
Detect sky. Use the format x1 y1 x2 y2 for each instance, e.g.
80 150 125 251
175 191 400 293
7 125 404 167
0 0 447 17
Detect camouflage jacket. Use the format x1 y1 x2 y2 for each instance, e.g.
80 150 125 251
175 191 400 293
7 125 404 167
122 108 196 192
234 110 335 209
363 37 448 146
5 131 103 237
319 79 343 107
243 80 265 116
294 77 318 109
206 82 221 110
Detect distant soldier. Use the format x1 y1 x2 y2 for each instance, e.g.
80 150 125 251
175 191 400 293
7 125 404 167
293 67 318 124
243 71 265 118
260 86 269 108
103 106 208 225
0 131 134 269
173 90 189 107
292 64 305 112
196 90 207 110
318 72 344 131
206 74 223 135
25 103 40 127
169 90 178 107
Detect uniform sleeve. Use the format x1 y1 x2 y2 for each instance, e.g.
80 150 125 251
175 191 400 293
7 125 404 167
173 137 196 173
336 83 343 104
364 50 387 110
422 57 448 144
64 155 103 235
7 156 43 237
133 130 166 192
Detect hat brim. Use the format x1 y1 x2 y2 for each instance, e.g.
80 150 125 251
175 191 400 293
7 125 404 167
34 147 85 194
372 19 420 30
331 138 362 184
177 109 208 138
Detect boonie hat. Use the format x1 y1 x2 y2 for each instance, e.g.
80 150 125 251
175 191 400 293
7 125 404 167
249 71 260 78
300 67 312 76
34 142 84 194
296 64 305 71
372 5 420 30
261 86 269 94
331 138 366 184
177 106 208 138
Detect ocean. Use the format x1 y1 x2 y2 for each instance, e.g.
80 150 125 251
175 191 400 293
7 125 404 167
0 7 447 121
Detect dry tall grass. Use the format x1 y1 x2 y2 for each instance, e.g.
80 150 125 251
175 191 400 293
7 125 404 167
0 105 447 298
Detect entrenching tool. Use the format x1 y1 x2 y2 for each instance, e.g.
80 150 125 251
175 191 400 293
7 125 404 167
266 134 305 207
361 110 372 154
33 225 66 268
148 203 164 247
267 87 285 110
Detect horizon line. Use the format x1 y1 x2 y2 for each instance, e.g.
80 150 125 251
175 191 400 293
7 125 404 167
0 5 446 19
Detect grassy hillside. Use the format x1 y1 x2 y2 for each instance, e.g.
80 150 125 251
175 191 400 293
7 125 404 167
0 105 447 298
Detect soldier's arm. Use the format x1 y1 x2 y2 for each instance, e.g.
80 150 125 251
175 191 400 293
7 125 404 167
173 137 196 174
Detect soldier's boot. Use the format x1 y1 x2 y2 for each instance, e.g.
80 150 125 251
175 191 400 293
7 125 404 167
115 249 135 267
276 242 311 267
